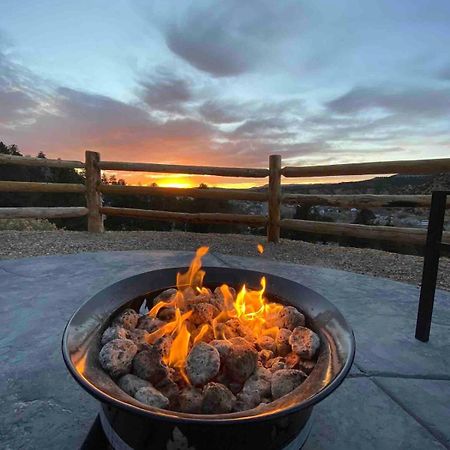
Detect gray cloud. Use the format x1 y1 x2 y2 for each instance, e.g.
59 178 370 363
0 86 37 124
139 69 192 112
198 100 247 124
161 1 303 77
232 117 294 139
327 86 450 117
0 49 41 125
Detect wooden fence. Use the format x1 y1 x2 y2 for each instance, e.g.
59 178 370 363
1 151 449 246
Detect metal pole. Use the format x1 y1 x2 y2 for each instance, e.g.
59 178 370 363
415 191 447 342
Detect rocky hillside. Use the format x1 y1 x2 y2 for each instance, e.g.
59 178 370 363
255 173 450 195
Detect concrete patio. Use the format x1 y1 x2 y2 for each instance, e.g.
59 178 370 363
0 250 449 449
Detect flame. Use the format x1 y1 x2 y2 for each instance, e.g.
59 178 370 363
176 246 209 290
146 246 282 383
257 244 264 254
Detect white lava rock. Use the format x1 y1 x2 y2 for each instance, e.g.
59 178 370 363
266 356 287 371
285 352 300 369
271 369 307 399
223 339 258 383
239 366 272 407
101 326 128 345
137 316 164 332
258 349 274 366
178 388 204 413
134 386 169 409
118 374 152 396
99 339 138 378
154 335 173 358
289 327 320 360
202 382 236 413
275 328 292 356
256 335 276 353
132 347 169 384
157 307 176 321
127 329 149 351
275 306 305 331
113 308 139 330
152 288 177 306
234 390 260 411
298 358 316 375
156 375 180 405
186 342 221 386
189 303 215 325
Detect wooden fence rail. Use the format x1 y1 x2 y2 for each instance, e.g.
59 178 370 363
0 180 85 193
0 207 88 219
1 150 449 247
281 218 450 245
282 158 450 178
98 160 269 178
100 207 267 226
281 194 450 209
0 153 85 169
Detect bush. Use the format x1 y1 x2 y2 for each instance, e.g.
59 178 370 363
0 218 58 231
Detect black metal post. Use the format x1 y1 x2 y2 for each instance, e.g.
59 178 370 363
415 191 447 342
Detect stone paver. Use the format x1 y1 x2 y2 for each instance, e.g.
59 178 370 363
0 250 449 449
305 378 446 450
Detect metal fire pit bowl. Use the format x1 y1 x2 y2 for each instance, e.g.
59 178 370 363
63 267 355 450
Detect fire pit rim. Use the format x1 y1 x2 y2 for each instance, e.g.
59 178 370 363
62 266 355 425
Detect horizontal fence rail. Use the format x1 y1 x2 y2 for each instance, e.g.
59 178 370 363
280 218 450 245
281 194 450 209
98 160 269 178
99 184 267 202
0 207 88 219
0 153 85 169
100 206 267 226
282 158 450 178
0 180 86 193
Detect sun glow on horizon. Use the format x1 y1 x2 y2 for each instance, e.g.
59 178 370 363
103 170 376 190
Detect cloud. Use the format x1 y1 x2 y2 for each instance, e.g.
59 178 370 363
0 44 42 125
139 68 192 112
327 86 450 118
231 117 294 139
160 0 304 77
198 100 247 124
0 88 37 125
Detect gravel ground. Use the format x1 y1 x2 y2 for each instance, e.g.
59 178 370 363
0 230 448 291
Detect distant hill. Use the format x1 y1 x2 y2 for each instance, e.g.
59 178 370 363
256 173 450 195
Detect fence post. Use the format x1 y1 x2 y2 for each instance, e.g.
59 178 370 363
85 150 104 232
268 154 282 243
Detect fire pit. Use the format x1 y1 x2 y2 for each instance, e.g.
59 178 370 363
63 249 354 450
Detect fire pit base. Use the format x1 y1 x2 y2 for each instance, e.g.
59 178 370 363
98 403 313 450
64 267 354 450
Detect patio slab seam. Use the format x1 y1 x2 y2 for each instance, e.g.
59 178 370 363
369 376 450 450
362 372 450 381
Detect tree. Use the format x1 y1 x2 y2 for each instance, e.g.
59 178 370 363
0 142 22 156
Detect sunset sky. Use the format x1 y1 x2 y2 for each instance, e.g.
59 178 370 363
1 1 450 187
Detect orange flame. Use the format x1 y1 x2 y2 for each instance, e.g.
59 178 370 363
257 243 264 254
176 246 209 290
146 246 282 382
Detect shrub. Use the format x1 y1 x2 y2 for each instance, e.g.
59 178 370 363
0 218 58 231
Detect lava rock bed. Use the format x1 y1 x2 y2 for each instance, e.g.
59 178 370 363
98 286 320 414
